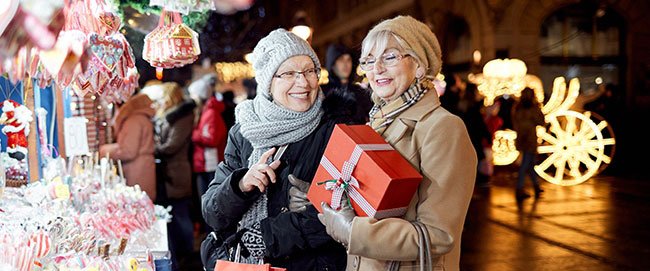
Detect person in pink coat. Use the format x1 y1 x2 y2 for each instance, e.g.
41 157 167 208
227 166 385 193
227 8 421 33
100 93 157 201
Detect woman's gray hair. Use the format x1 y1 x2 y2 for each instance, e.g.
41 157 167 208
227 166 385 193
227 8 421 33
361 16 443 77
360 30 425 70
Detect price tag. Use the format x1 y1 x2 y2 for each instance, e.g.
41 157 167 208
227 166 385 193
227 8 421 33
63 117 90 157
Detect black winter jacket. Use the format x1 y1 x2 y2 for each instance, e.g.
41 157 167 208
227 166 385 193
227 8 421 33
154 100 195 200
201 93 364 271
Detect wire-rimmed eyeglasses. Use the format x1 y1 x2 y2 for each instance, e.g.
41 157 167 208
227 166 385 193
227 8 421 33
359 52 410 71
273 67 320 81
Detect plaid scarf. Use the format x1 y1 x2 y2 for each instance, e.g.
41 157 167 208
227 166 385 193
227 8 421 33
369 78 433 134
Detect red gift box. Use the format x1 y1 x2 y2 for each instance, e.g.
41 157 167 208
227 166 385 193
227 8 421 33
307 124 422 219
215 260 287 271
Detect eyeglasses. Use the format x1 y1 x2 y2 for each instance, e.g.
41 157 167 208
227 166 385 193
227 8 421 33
273 67 320 81
359 52 410 71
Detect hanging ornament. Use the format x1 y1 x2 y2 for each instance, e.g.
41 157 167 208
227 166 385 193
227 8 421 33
56 0 139 101
143 9 200 70
0 0 65 58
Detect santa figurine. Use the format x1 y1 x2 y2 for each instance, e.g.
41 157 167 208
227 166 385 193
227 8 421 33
0 100 33 160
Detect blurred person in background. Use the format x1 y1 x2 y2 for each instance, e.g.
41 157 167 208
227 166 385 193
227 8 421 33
220 90 237 130
154 82 196 269
100 93 156 201
322 43 373 124
440 72 462 116
243 77 257 100
189 74 228 233
511 87 545 200
458 83 492 186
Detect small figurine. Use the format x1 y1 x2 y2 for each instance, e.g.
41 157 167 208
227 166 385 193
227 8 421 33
0 99 33 160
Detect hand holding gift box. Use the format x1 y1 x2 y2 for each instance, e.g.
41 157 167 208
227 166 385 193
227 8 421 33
307 124 422 219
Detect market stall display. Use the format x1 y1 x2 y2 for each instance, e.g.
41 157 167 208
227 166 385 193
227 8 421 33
0 156 170 271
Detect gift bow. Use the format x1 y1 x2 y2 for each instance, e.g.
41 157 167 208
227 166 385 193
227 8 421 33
319 144 395 216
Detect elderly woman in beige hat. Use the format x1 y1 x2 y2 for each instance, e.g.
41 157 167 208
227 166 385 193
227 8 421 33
317 15 477 271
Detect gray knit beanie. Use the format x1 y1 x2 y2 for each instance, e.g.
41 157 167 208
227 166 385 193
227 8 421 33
251 28 321 99
367 15 442 76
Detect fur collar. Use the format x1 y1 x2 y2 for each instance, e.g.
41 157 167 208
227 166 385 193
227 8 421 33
164 100 196 124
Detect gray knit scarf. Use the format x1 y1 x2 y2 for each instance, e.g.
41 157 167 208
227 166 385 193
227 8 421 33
234 92 324 262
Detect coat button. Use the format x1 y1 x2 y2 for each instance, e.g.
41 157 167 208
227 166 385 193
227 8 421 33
280 207 289 213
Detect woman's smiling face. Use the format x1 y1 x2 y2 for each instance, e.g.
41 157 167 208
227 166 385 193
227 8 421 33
270 55 320 112
364 37 418 102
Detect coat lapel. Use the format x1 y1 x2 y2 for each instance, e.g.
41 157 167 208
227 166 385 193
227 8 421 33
383 90 442 143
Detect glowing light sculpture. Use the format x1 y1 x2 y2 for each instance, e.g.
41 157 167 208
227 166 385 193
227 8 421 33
492 129 519 166
473 58 617 186
535 110 615 186
469 58 544 106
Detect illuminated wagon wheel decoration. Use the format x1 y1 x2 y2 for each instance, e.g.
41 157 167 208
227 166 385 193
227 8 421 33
588 111 616 174
471 59 616 185
536 110 615 186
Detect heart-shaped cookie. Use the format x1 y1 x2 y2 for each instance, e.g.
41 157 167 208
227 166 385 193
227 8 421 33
97 11 121 35
88 33 124 72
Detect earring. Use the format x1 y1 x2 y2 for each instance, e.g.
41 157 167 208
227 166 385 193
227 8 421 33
416 70 424 79
415 65 425 79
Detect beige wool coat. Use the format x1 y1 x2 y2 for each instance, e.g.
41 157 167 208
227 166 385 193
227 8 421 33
346 90 477 271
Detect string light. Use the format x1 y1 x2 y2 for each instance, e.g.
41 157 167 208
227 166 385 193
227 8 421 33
155 68 163 80
319 69 329 85
595 77 603 84
244 53 253 64
291 25 312 41
472 50 481 64
214 62 254 83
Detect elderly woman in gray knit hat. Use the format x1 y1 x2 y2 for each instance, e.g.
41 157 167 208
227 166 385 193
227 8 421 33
317 15 477 271
200 29 362 271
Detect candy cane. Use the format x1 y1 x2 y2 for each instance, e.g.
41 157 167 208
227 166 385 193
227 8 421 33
16 245 33 271
27 230 51 258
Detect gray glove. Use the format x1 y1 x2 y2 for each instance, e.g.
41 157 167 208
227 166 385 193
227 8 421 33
318 202 355 246
288 174 312 212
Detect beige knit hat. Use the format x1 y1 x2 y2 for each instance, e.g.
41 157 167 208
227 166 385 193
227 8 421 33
366 15 442 76
251 28 321 99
